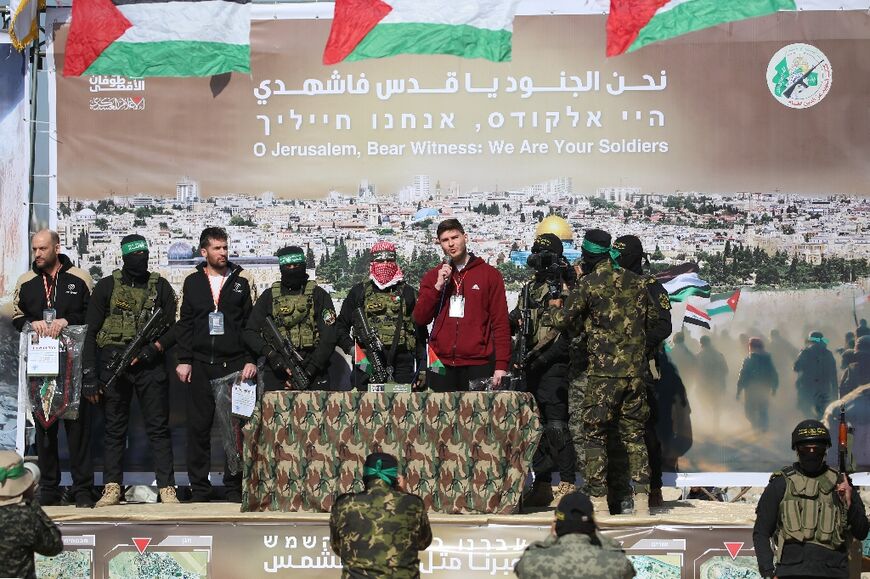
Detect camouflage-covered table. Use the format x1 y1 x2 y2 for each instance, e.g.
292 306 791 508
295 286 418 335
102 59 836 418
242 391 541 514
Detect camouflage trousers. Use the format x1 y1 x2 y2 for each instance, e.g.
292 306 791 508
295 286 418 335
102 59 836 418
567 373 587 475
580 375 650 497
607 380 663 504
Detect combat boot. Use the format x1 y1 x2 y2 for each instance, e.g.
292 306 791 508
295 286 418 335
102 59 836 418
590 495 609 517
634 492 650 517
159 486 180 504
649 488 663 508
522 478 554 508
95 483 121 508
551 482 576 505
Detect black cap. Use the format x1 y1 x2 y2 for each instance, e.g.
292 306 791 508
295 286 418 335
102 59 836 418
791 419 831 449
276 246 306 267
554 491 596 536
531 233 563 256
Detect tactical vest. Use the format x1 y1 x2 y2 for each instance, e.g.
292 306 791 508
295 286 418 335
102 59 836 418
96 270 160 348
271 280 318 349
775 467 847 556
363 283 415 351
522 281 560 351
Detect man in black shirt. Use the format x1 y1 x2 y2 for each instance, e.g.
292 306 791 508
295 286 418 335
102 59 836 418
175 228 257 502
82 234 178 507
336 241 427 389
244 246 338 390
11 229 94 507
753 419 868 578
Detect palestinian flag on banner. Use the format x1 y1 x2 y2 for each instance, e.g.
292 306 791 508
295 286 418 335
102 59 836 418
323 0 521 65
607 0 796 57
63 0 251 77
354 343 372 375
684 304 711 329
663 272 711 302
707 289 741 316
654 261 699 284
427 344 446 375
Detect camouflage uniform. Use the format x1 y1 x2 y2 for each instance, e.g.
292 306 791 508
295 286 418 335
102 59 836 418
514 532 635 579
0 501 63 579
606 275 672 508
550 260 654 498
329 479 432 578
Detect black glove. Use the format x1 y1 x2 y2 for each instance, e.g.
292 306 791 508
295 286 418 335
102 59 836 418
137 343 160 365
82 368 101 398
266 350 290 375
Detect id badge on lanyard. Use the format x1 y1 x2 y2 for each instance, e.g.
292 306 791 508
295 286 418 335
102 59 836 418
209 311 225 335
207 269 229 335
449 295 465 318
43 273 57 323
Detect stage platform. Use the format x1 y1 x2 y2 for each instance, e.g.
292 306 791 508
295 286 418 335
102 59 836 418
38 497 782 578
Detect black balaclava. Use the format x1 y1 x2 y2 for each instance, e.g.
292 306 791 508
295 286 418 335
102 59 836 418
529 233 564 281
580 229 612 271
120 234 149 280
796 445 826 474
277 246 309 290
614 235 644 275
791 419 831 475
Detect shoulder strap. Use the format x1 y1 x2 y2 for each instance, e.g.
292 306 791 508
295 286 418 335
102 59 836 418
387 286 404 368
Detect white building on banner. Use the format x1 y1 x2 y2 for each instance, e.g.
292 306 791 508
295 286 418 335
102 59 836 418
176 176 199 204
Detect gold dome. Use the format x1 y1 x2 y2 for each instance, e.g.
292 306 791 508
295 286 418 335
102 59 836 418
535 215 573 241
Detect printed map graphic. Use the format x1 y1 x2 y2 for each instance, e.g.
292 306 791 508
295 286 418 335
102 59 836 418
36 549 92 578
108 551 208 578
628 554 681 579
700 555 762 579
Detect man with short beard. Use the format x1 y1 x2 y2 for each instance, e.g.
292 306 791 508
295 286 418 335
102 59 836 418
244 246 338 390
336 241 427 389
82 234 179 507
11 229 94 507
175 227 258 502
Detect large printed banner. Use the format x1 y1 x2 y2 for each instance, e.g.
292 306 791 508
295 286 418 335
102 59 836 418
48 9 870 482
0 40 31 452
38 521 773 578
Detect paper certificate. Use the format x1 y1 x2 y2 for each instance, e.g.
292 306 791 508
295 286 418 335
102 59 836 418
27 333 60 376
231 380 257 418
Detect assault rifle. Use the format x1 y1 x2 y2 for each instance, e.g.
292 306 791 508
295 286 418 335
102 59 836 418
838 405 849 482
511 283 533 391
353 307 391 383
103 307 168 391
264 316 311 391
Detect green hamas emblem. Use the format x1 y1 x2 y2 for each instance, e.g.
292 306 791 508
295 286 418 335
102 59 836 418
278 253 305 265
121 239 148 255
771 57 818 98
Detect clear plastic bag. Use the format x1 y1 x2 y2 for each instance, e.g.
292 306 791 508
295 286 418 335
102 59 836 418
468 373 516 392
20 323 86 427
210 368 263 476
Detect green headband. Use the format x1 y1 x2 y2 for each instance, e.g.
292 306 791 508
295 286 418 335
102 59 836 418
121 239 148 255
808 336 829 345
581 239 621 270
278 253 305 266
371 250 397 261
363 459 398 485
0 461 26 485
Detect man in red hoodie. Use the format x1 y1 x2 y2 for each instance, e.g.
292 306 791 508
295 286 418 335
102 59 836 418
413 219 511 391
